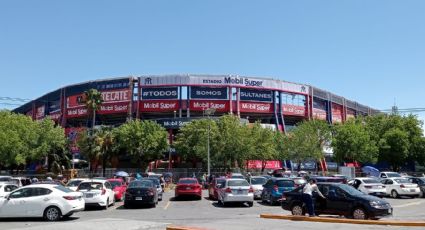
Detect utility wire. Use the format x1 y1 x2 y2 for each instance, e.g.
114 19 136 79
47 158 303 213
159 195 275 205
0 96 31 102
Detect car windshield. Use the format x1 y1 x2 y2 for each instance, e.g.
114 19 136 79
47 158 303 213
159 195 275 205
417 178 425 184
54 185 73 193
276 180 295 187
129 180 153 188
109 181 122 189
78 182 103 190
362 179 381 184
294 178 307 184
179 179 197 184
338 184 365 196
146 178 160 186
0 177 11 182
387 173 401 177
67 180 83 187
232 175 245 179
251 177 267 185
394 179 410 184
228 180 249 187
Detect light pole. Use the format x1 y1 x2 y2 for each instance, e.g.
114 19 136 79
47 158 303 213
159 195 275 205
204 108 216 177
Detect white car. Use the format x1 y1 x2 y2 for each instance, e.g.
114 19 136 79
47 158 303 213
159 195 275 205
249 176 267 199
0 184 84 221
77 179 115 209
66 178 89 191
0 183 19 198
379 172 401 178
217 179 254 207
348 178 387 197
381 178 421 198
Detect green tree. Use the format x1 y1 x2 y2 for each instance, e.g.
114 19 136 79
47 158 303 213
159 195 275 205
77 129 100 173
286 120 331 171
248 123 279 173
114 120 168 171
95 127 115 177
84 89 103 128
332 119 378 164
379 128 410 171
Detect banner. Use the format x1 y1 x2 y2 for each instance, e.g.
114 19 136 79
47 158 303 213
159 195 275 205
240 88 272 102
65 127 86 154
239 102 273 113
35 105 45 120
282 104 306 116
247 160 282 169
139 100 179 112
332 103 343 123
141 87 178 100
189 100 229 112
190 86 228 99
313 108 327 120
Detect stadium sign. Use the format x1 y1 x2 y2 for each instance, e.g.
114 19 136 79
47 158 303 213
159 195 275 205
240 102 273 113
190 86 228 99
141 87 178 100
189 100 229 112
239 88 272 102
139 100 179 112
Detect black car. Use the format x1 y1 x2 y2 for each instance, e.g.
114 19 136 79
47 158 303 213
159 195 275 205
407 177 425 198
281 183 392 220
145 178 163 201
310 176 347 184
124 180 158 208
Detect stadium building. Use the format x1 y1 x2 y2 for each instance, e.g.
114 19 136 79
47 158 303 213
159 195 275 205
13 75 378 170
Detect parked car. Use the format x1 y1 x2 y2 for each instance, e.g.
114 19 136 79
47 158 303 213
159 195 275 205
124 180 158 208
230 173 245 180
0 184 84 221
107 178 127 201
144 178 163 201
217 179 254 207
407 177 425 198
379 172 401 178
381 178 421 198
249 176 267 199
0 176 12 182
77 179 115 209
0 183 19 198
281 183 393 220
208 177 226 200
11 177 32 187
175 178 202 200
261 178 295 205
311 176 347 184
66 178 88 191
348 178 387 197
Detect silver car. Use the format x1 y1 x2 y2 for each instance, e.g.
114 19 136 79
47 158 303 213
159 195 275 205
249 176 267 199
217 179 254 207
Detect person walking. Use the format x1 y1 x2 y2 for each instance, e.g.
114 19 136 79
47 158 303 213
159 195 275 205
302 179 325 217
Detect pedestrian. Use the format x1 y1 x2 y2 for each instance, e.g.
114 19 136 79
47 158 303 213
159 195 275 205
160 176 165 190
302 179 326 217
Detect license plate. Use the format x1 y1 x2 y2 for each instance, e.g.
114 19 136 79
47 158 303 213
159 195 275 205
238 190 243 194
135 197 143 200
186 187 191 190
85 194 93 198
410 189 415 192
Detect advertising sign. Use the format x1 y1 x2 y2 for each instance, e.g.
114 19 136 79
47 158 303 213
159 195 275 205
239 88 273 102
139 100 179 112
139 75 310 94
313 108 327 120
282 104 306 116
65 127 85 154
190 86 228 99
332 103 343 123
189 100 229 112
35 105 45 120
247 160 282 169
239 102 273 113
141 87 178 100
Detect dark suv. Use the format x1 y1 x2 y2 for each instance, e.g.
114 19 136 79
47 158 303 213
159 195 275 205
281 183 392 220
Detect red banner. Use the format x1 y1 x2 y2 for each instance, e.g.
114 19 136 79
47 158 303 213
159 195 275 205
247 160 282 169
239 102 273 113
139 100 179 112
35 105 45 120
313 108 327 120
189 100 229 112
332 104 343 123
282 104 306 116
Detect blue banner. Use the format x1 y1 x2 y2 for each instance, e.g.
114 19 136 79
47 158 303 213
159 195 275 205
240 88 272 102
142 87 178 100
190 87 228 99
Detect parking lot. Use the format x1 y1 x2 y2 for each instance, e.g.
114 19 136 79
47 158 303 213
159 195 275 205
1 189 425 230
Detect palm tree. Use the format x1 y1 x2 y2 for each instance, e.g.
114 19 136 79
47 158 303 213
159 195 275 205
94 127 115 177
84 89 103 129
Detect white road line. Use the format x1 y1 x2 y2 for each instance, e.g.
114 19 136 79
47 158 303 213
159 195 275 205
392 201 424 208
164 201 171 210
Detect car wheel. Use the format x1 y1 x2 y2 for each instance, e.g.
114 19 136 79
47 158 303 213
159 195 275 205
291 204 304 216
159 194 163 201
419 190 424 198
248 202 254 207
44 206 61 221
104 198 109 210
391 190 399 198
111 197 115 206
352 207 367 220
152 202 156 208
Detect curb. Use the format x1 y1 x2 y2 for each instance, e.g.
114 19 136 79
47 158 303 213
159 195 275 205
260 214 425 227
166 225 211 230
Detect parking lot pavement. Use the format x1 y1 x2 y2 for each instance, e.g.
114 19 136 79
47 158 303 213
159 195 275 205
1 190 425 230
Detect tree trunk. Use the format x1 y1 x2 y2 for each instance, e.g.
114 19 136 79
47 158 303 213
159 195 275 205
102 154 106 177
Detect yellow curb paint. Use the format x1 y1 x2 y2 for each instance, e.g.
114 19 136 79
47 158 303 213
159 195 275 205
260 214 425 227
166 225 211 230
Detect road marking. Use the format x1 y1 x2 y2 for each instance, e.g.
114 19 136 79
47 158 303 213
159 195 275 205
164 201 171 210
392 201 424 208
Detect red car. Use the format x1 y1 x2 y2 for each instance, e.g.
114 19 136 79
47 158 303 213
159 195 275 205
208 178 226 200
107 178 127 201
175 178 202 200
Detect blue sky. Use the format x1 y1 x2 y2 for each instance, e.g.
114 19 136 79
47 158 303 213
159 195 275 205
0 1 424 121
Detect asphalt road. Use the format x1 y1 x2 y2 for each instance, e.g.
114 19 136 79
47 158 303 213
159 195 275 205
1 190 425 230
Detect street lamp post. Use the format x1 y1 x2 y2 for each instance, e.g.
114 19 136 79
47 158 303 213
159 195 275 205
204 108 216 177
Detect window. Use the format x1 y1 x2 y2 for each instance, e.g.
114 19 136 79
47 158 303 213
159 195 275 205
178 179 198 184
250 177 267 185
128 180 153 188
228 180 249 187
281 93 306 106
105 182 112 189
394 179 409 184
32 188 52 196
78 182 103 191
4 185 18 192
362 179 381 184
10 188 32 198
109 181 124 189
67 180 83 187
54 186 73 193
276 180 295 188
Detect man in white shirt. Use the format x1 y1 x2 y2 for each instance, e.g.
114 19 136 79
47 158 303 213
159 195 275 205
302 179 326 217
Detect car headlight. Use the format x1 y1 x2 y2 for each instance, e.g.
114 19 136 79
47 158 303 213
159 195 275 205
369 201 380 207
370 201 390 209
